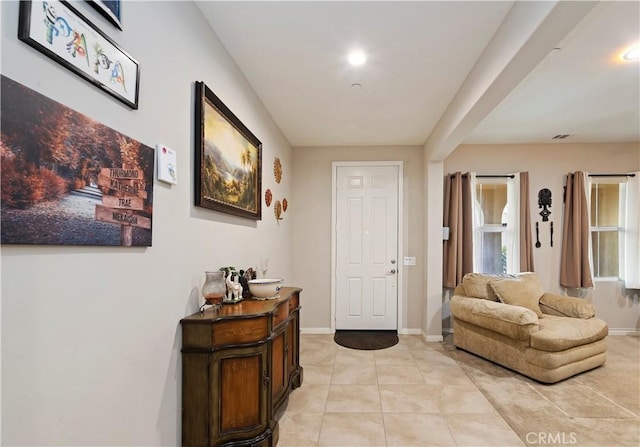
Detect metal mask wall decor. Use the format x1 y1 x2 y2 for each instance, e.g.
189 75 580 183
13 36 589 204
538 188 552 221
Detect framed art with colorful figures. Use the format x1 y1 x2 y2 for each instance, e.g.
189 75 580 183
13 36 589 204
18 0 139 109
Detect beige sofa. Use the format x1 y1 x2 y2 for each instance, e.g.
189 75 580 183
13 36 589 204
451 272 608 383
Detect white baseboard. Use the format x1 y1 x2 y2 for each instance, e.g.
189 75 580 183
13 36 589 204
426 335 444 342
609 329 640 336
421 331 444 343
398 328 422 335
301 328 332 334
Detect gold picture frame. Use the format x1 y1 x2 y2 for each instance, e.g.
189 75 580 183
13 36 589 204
194 81 262 220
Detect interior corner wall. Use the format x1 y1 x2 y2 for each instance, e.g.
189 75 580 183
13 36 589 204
1 2 292 445
443 142 640 334
290 145 424 333
423 160 444 341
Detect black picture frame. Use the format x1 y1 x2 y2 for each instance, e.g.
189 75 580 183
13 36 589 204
87 0 122 31
195 81 262 220
18 0 139 109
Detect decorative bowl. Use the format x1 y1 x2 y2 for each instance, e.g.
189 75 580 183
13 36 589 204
248 278 283 300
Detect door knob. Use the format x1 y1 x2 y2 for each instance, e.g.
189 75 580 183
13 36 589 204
387 269 397 274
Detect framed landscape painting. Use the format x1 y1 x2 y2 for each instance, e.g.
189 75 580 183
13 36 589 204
194 81 262 220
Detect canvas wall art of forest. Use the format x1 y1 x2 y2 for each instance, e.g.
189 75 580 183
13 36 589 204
0 75 154 246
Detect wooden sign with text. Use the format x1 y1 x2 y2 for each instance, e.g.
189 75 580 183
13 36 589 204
97 174 147 199
95 165 152 245
101 195 144 210
95 205 151 229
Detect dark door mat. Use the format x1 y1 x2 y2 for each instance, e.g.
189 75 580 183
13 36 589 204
334 330 399 350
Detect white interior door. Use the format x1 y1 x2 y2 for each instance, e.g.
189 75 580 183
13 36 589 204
335 165 398 330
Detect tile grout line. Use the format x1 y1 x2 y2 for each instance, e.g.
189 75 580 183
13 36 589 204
374 347 389 446
410 348 463 447
316 340 341 446
574 378 640 419
449 356 529 446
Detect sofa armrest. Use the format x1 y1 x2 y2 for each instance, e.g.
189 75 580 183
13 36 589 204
539 293 595 319
451 295 539 341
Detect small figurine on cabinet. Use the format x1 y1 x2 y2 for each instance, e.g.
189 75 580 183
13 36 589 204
239 268 255 299
226 273 243 302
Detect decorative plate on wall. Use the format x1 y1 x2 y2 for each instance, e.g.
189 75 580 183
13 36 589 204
274 200 283 221
265 188 272 207
274 158 282 183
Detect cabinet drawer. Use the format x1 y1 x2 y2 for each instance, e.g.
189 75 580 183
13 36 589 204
212 317 269 347
272 302 289 327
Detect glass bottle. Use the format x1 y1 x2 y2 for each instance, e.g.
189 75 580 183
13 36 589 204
202 271 226 309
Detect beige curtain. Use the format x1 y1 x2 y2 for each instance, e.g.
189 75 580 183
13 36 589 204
519 172 534 272
560 172 594 288
443 172 474 288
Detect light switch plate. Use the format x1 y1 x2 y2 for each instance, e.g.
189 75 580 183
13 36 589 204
403 256 416 266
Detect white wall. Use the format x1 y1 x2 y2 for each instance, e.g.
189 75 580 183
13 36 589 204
443 142 640 333
291 146 424 333
1 2 293 445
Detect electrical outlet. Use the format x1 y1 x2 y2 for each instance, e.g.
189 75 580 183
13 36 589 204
403 256 416 266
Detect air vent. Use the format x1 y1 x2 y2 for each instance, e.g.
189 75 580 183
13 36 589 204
552 134 571 140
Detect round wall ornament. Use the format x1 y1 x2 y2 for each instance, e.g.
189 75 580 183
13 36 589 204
273 158 282 183
274 200 283 220
265 189 273 207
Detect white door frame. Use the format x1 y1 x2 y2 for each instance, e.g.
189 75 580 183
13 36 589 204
331 161 404 333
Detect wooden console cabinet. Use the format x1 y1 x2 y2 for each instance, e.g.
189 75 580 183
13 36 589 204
181 287 303 446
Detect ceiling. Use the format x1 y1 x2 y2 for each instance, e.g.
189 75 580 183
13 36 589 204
196 1 639 156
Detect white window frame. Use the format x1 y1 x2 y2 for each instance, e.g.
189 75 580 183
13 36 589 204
474 177 510 274
589 178 626 281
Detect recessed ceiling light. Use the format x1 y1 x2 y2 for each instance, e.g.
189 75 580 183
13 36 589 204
348 50 366 66
351 83 362 89
622 45 640 61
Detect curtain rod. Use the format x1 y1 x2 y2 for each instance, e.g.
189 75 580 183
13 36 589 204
568 173 636 178
449 174 515 179
588 173 636 178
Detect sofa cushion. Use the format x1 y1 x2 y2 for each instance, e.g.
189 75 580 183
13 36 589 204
526 338 606 369
530 315 608 351
489 273 544 317
539 293 595 319
451 295 539 341
462 273 516 301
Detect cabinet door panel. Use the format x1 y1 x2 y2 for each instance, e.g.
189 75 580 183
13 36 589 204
181 354 209 446
212 346 269 445
220 355 262 432
287 318 296 374
271 331 286 400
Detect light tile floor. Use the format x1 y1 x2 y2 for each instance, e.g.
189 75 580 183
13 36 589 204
278 334 524 447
